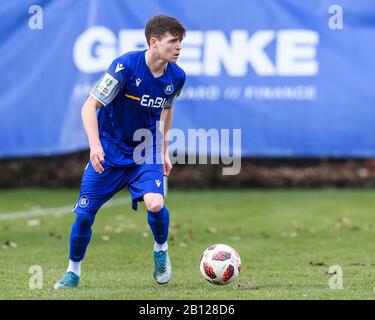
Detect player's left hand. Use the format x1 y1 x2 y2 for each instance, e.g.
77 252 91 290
163 154 173 176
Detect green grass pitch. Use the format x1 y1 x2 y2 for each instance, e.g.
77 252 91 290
0 188 375 299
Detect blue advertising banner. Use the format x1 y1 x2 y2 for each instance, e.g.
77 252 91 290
1 0 375 157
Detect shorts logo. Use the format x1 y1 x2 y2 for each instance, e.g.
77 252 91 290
164 83 174 95
155 179 161 187
79 195 89 208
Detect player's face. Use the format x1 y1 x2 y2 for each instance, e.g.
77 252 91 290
153 32 182 63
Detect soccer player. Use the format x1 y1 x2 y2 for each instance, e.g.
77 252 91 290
54 15 186 288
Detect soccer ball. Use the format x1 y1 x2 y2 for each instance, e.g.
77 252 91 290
199 244 241 285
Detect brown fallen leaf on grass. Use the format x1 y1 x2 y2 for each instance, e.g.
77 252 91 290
171 221 180 230
341 217 351 224
115 214 125 221
237 281 260 290
115 224 125 233
291 220 299 227
48 232 64 240
103 225 112 232
27 219 41 227
309 261 327 266
281 231 298 238
101 236 110 241
3 241 17 249
336 216 351 229
229 236 241 242
187 229 193 241
204 227 217 234
348 262 366 266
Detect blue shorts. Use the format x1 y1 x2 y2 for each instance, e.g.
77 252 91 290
72 161 164 215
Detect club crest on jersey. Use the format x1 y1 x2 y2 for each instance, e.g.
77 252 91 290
164 83 174 95
78 195 89 208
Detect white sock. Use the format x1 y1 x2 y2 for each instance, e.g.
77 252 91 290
154 241 168 252
67 259 81 277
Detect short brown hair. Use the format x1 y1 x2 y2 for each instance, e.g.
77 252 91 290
145 15 186 46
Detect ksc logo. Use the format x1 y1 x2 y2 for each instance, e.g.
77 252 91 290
79 195 89 208
164 83 174 95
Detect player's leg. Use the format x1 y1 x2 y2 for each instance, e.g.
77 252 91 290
54 162 127 289
144 192 171 284
144 193 168 247
54 211 96 289
128 164 171 284
67 211 95 277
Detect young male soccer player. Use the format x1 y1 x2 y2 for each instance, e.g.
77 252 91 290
54 15 186 288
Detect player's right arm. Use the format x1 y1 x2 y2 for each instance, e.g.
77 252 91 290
81 96 104 174
84 56 128 173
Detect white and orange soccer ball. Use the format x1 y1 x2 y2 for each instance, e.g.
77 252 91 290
199 244 241 285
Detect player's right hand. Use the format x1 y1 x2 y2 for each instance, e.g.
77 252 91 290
90 144 105 174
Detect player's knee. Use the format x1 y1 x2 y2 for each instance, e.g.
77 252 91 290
145 197 164 213
75 213 95 229
144 193 164 212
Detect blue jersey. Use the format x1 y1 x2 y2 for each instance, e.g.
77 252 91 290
90 50 186 167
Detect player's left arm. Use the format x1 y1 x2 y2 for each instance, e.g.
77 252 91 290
162 74 186 176
161 105 174 177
